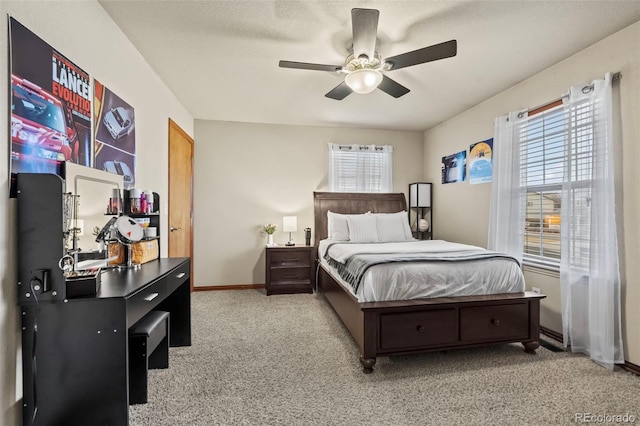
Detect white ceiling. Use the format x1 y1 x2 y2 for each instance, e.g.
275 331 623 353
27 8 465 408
99 1 640 132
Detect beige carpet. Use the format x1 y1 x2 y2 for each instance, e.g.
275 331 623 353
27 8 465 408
130 290 639 425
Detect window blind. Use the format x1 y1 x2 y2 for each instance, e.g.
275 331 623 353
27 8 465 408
328 144 393 193
519 107 564 268
519 99 595 270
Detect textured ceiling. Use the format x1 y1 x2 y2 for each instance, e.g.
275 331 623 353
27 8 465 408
99 1 640 132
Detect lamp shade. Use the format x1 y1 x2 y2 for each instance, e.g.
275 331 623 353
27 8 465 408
409 183 431 208
345 68 383 94
283 216 298 232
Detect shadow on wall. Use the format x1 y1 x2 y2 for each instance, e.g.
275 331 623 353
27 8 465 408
253 248 267 285
540 302 562 333
316 175 328 190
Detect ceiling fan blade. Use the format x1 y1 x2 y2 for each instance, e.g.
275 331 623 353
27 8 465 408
279 60 343 72
325 81 352 100
378 75 410 98
385 40 457 71
351 8 379 60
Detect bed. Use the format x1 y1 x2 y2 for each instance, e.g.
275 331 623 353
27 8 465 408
313 191 545 373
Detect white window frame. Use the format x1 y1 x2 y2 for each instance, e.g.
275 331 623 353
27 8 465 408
328 143 393 193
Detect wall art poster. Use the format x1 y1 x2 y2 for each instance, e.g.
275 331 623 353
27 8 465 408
441 150 467 184
93 79 136 188
9 17 92 193
469 138 493 185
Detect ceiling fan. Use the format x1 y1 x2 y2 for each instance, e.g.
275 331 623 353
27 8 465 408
279 8 457 100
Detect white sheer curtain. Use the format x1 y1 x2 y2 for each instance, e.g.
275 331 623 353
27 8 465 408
328 143 393 192
491 73 623 369
488 111 527 264
560 73 623 369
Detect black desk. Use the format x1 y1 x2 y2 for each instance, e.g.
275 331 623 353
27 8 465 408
20 258 191 426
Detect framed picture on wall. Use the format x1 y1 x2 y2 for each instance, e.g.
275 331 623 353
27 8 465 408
441 150 467 184
94 79 137 188
469 138 493 185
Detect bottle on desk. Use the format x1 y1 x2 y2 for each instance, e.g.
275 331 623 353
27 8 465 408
144 190 154 213
129 188 142 213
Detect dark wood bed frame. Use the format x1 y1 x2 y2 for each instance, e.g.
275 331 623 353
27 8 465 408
313 191 545 373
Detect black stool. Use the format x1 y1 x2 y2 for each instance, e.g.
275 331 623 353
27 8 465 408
129 310 170 404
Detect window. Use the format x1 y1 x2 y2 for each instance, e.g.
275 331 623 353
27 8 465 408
520 106 564 268
519 99 596 270
328 143 393 192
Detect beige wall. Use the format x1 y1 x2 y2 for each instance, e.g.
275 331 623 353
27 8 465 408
0 1 194 424
424 21 640 365
193 121 424 287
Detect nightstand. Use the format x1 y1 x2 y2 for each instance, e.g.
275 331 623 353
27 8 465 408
265 245 314 295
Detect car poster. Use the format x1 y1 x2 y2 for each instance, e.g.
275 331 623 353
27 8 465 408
93 79 136 188
441 150 467 184
469 138 493 185
9 17 92 194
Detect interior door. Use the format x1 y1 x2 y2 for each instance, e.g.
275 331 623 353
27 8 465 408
168 119 194 289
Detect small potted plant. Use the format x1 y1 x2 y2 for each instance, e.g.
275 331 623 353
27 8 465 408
263 223 277 246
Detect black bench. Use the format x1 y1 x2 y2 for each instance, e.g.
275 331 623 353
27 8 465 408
129 310 170 404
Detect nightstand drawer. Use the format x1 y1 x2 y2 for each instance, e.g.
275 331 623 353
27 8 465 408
269 250 310 268
269 267 311 285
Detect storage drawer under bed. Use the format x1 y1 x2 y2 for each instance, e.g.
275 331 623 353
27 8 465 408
460 302 529 342
378 301 531 351
379 308 458 350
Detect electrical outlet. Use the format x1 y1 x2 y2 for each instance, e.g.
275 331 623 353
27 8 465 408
531 287 541 294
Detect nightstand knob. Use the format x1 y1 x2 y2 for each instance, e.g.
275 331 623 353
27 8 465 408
416 325 425 333
491 318 501 326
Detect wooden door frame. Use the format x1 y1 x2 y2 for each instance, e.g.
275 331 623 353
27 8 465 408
168 118 194 290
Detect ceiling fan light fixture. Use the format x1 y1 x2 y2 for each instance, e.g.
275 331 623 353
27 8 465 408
345 68 383 94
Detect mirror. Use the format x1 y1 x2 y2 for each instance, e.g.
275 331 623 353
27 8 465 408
64 163 123 253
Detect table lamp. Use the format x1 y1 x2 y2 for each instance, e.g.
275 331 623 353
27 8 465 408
283 216 297 246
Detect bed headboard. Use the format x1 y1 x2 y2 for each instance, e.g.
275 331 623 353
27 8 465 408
313 191 407 247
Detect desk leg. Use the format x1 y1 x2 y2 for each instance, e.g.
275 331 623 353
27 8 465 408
157 280 191 347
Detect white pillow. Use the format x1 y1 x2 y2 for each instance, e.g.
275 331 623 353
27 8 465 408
327 211 350 241
373 211 414 242
347 214 379 243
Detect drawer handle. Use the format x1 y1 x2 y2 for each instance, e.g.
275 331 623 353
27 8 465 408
282 258 300 263
416 325 425 333
144 293 159 302
282 273 300 279
176 272 186 279
491 318 501 326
